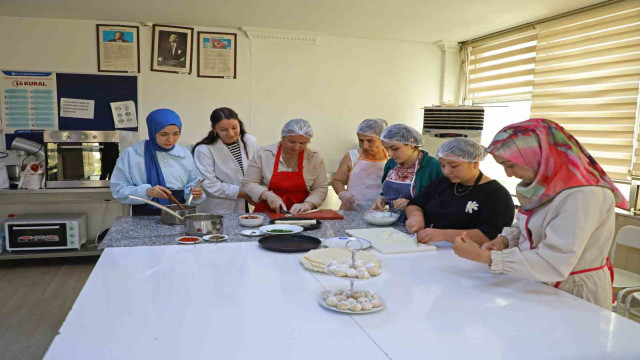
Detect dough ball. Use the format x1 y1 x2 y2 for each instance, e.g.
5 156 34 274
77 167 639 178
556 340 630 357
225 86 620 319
361 302 373 311
336 301 350 310
356 269 370 279
325 296 339 307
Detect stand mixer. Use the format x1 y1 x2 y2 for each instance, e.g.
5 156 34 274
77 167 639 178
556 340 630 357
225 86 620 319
0 138 45 188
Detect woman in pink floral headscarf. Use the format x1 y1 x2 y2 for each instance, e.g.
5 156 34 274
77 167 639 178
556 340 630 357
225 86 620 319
453 119 626 309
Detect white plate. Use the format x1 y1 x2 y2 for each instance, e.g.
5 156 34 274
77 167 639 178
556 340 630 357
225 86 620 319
259 224 304 235
241 229 264 236
322 237 371 250
175 236 202 244
203 234 228 242
318 290 385 314
300 258 381 281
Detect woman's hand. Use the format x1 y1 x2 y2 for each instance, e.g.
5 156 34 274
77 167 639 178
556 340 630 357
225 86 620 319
190 186 204 200
338 191 356 208
453 232 491 265
146 185 171 199
370 196 386 211
392 198 410 211
291 202 313 215
261 191 286 213
406 215 425 234
416 228 443 243
481 236 509 251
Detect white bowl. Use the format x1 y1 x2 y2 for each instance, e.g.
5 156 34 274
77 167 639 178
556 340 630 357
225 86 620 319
238 214 264 227
363 211 400 226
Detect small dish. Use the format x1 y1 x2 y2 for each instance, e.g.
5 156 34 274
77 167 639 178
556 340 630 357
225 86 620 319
322 237 371 250
241 229 264 236
175 236 202 244
238 214 264 227
363 211 400 226
318 290 385 314
259 224 304 235
203 234 228 242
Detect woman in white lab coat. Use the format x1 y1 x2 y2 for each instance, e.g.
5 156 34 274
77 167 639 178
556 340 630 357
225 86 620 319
192 107 260 214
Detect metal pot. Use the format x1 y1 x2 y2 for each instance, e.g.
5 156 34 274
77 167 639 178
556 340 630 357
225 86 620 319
184 213 223 236
161 204 197 225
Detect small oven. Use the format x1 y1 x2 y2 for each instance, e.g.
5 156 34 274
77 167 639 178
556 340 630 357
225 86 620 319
4 213 87 251
44 131 120 188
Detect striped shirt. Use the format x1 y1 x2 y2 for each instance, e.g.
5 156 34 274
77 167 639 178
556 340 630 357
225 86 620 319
225 139 244 174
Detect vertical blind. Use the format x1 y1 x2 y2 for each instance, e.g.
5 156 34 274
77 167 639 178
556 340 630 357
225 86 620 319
530 0 640 180
465 0 640 181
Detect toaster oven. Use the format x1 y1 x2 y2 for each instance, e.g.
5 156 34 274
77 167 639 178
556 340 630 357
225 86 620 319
4 213 87 251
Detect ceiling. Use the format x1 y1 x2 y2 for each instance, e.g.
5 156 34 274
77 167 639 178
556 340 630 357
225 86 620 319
0 0 604 43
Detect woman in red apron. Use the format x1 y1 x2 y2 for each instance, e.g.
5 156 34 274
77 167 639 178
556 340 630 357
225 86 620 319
242 119 329 215
452 119 627 310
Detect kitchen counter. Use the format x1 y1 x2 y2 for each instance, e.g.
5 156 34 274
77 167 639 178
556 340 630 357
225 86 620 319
100 211 407 249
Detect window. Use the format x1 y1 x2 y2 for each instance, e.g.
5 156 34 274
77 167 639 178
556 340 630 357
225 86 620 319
463 0 640 209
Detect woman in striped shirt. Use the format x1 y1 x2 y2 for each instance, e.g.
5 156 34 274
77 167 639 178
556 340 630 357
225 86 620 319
192 107 260 214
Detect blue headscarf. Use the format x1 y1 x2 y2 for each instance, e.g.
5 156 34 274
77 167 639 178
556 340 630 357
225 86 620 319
144 109 182 205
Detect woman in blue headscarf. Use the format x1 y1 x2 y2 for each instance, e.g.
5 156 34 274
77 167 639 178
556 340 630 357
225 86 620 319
111 109 205 215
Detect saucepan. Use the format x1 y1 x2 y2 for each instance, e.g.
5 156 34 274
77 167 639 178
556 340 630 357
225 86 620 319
128 195 223 236
161 204 197 225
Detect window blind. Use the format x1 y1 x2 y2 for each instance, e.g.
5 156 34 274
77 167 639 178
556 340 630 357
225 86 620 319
530 0 640 180
466 27 538 103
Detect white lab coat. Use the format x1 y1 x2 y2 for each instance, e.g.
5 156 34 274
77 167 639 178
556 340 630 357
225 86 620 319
490 186 615 309
193 134 260 214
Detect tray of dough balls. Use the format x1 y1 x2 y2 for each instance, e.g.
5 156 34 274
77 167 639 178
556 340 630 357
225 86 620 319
300 248 382 279
320 289 385 314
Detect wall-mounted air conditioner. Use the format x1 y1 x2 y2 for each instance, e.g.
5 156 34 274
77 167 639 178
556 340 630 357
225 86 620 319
421 106 484 154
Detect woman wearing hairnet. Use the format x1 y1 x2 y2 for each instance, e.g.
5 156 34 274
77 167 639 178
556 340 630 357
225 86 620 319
242 119 328 215
405 138 514 245
371 124 443 221
332 119 389 210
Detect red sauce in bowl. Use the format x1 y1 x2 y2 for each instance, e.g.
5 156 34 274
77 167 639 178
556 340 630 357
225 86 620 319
178 237 200 243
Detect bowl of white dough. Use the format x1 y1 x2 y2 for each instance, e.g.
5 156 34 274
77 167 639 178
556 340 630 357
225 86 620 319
363 211 400 226
238 214 264 227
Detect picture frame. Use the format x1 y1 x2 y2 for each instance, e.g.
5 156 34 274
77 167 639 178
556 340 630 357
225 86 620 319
151 24 194 74
96 24 140 73
197 31 237 79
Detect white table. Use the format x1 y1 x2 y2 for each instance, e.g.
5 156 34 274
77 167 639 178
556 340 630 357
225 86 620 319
44 243 640 360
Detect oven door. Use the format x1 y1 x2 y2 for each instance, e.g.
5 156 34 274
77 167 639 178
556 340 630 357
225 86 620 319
46 142 119 188
6 223 69 250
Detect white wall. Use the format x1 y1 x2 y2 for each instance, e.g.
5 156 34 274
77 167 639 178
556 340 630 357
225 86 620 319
0 15 441 211
0 16 441 169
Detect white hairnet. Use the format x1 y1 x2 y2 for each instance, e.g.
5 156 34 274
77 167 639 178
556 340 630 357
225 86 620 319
356 118 388 138
380 124 423 147
281 119 313 138
436 138 487 162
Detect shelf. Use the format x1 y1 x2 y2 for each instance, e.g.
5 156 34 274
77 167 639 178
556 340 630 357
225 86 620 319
0 246 102 260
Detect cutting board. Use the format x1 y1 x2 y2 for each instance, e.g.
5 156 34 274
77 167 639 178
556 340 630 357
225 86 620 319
345 228 436 254
265 209 344 220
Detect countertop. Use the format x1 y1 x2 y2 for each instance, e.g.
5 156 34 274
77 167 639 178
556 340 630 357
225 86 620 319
100 211 407 249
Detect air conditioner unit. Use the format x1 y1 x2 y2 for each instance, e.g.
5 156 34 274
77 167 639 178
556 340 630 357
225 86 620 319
422 106 484 154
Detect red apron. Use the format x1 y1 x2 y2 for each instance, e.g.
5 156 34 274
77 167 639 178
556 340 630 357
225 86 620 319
253 145 310 212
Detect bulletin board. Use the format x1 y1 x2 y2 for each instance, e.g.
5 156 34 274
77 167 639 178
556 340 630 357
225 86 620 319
3 72 138 148
56 73 138 131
